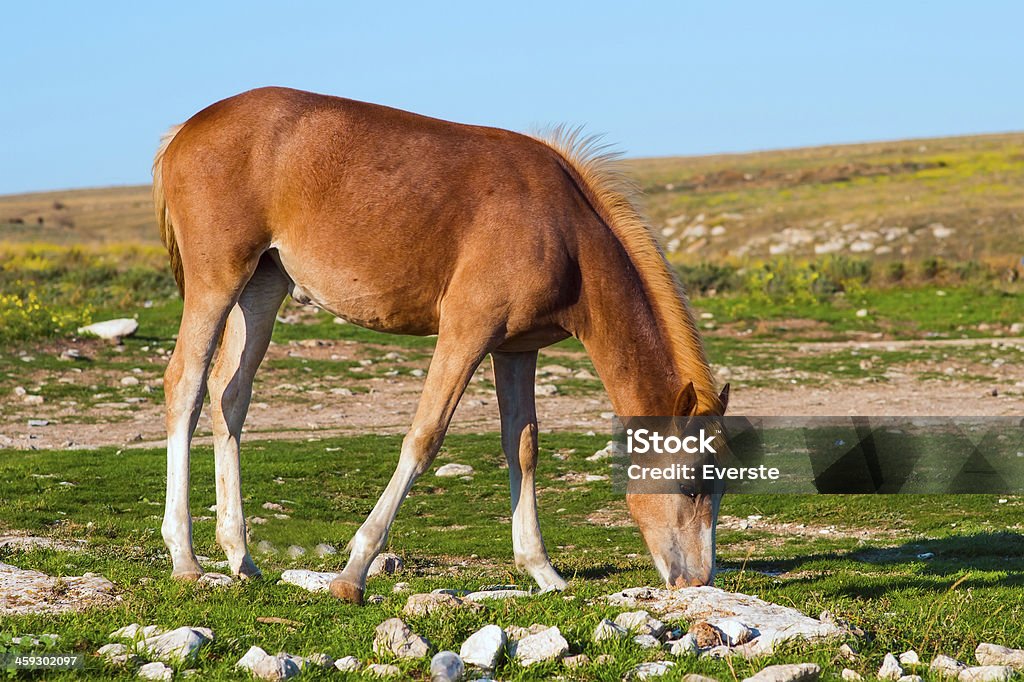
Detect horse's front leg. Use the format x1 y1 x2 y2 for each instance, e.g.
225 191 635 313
329 324 490 604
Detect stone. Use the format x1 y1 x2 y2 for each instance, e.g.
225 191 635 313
506 624 548 641
111 624 163 640
278 569 338 592
0 562 119 616
976 644 1024 670
436 463 475 477
931 656 968 678
899 676 923 682
841 669 862 681
688 621 724 648
634 634 660 648
606 587 844 656
236 646 300 681
430 651 465 681
137 626 214 663
98 642 139 666
137 661 173 681
615 610 666 638
197 572 234 588
715 619 754 646
392 582 411 593
334 656 362 672
366 663 402 677
742 663 821 682
79 318 138 341
839 643 859 660
512 626 569 666
466 588 531 601
373 618 432 659
627 660 675 679
684 675 720 682
564 654 590 668
459 624 506 670
959 667 1015 682
666 634 699 656
587 441 625 461
121 376 140 386
593 618 629 642
368 552 404 576
900 651 921 666
286 545 305 558
404 592 480 617
299 653 334 669
314 543 337 556
879 653 904 680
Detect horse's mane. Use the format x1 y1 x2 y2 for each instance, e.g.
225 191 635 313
535 127 722 413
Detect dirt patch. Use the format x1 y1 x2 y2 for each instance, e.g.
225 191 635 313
0 561 120 615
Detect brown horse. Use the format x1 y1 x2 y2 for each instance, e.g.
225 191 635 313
153 87 728 603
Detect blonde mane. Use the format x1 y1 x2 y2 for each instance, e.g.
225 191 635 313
536 127 722 413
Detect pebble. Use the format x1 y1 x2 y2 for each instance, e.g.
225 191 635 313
714 619 754 646
900 650 921 665
368 552 404 576
593 618 629 642
392 581 411 593
137 661 173 681
665 633 699 656
535 383 559 396
435 463 475 477
932 655 968 678
373 618 432 659
366 663 401 677
688 621 724 648
460 624 506 670
879 653 905 680
959 667 1015 682
563 654 590 668
899 676 923 682
512 626 569 666
78 318 138 341
286 545 305 558
627 660 675 679
615 610 666 638
465 588 530 601
430 651 465 682
97 642 138 666
334 656 362 672
314 543 337 556
236 646 300 681
976 643 1024 670
121 376 140 386
841 669 862 681
197 572 234 588
404 592 480 617
743 663 821 682
279 569 338 592
634 634 660 648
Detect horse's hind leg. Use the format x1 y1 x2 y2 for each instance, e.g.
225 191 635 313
207 257 287 579
492 350 568 591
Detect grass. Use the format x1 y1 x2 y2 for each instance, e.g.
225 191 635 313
1 434 1022 680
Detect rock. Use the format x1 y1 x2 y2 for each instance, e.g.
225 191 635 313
121 376 140 387
900 651 921 665
634 634 660 648
879 653 904 680
111 624 163 640
715 619 754 646
256 541 276 554
367 595 385 604
703 645 735 659
197 572 234 588
684 675 719 682
513 626 569 666
286 545 305 558
899 676 923 682
627 660 675 679
564 654 590 668
368 552 404 576
137 626 214 663
959 667 1015 682
404 592 480 617
334 656 362 672
466 588 531 601
839 643 859 660
535 383 559 396
976 644 1024 670
594 618 629 642
236 646 300 681
841 669 862 681
688 621 724 648
615 610 666 638
931 655 968 678
0 562 119 615
98 642 139 666
506 624 549 641
27 419 50 427
278 569 338 592
314 543 336 557
373 618 432 659
366 663 402 677
587 441 625 461
743 663 821 682
138 661 173 681
666 634 699 656
459 624 506 670
298 653 334 669
430 651 465 681
392 581 411 593
606 587 844 656
436 463 474 477
79 318 138 341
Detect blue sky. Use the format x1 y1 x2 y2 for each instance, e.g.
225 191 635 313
2 1 1022 194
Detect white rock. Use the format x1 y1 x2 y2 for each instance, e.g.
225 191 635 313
278 569 338 592
513 626 569 666
627 660 675 679
976 644 1024 670
900 651 921 665
98 642 138 666
78 318 138 341
236 646 300 681
742 663 821 682
366 663 402 677
459 624 506 670
137 626 214 663
879 653 904 680
841 669 862 681
392 581 411 593
197 572 234 588
436 463 474 477
587 441 625 461
334 656 362 672
285 545 305 558
594 618 629 642
430 651 465 681
111 624 163 640
959 667 1015 682
373 618 432 659
368 552 404 576
466 589 530 601
634 634 660 648
121 376 140 386
615 610 666 638
314 543 336 556
404 592 478 617
0 562 119 615
714 619 754 646
137 661 173 681
899 676 923 682
297 653 333 670
666 634 699 656
535 383 559 396
932 655 968 678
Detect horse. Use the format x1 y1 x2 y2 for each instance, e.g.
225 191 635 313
152 87 729 604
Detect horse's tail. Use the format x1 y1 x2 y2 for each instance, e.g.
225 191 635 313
153 124 185 297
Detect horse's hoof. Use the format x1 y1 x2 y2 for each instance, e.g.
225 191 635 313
170 570 203 582
329 577 364 604
235 558 262 580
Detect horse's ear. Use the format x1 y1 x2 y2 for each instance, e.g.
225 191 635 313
673 382 698 416
718 383 730 413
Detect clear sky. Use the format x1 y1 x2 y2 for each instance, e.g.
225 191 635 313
2 1 1022 194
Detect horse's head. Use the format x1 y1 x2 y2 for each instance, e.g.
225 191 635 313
626 381 730 588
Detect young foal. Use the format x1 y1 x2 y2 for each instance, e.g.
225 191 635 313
153 87 728 603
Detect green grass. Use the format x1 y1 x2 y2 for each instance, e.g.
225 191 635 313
1 434 1022 680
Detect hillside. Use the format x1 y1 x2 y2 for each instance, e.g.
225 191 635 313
2 132 1022 263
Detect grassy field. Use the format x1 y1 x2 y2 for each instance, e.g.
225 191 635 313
2 434 1022 680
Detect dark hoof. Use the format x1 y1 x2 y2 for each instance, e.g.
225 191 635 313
329 577 364 604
